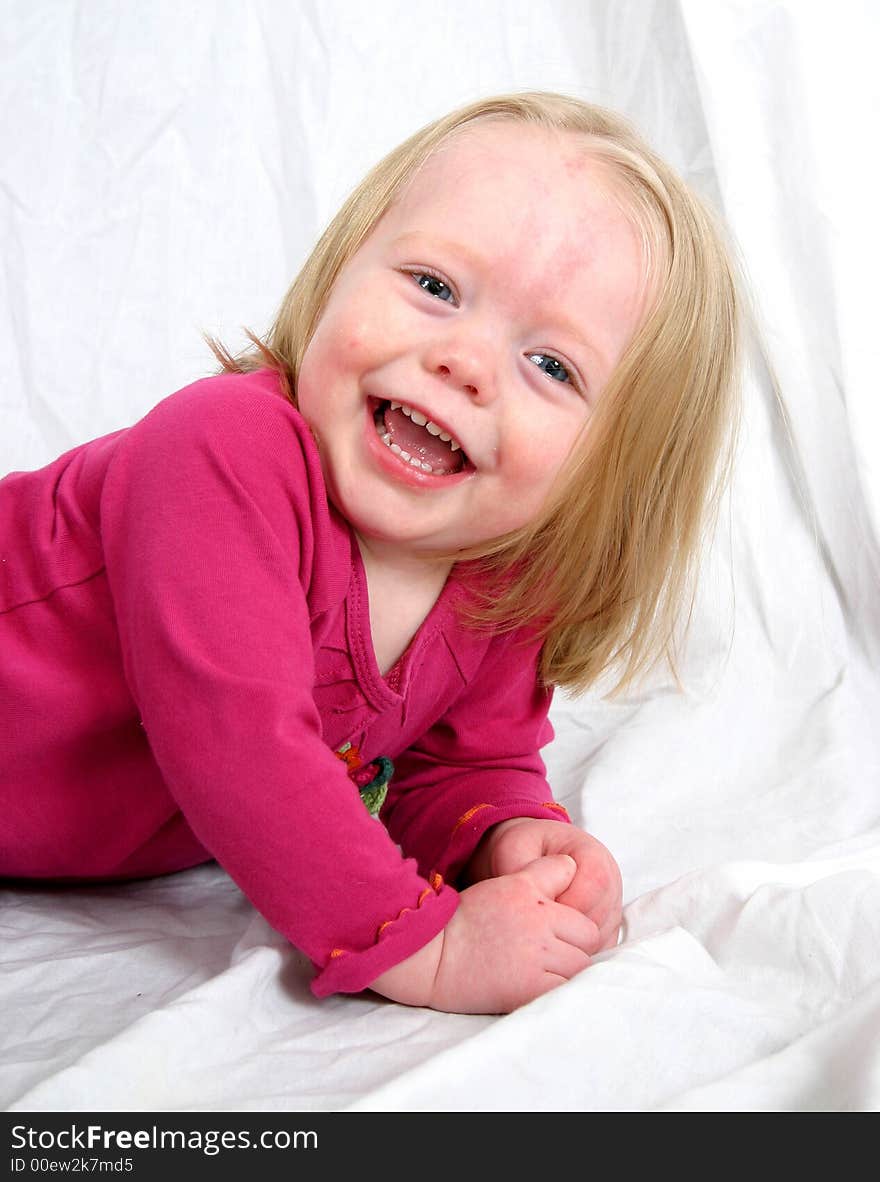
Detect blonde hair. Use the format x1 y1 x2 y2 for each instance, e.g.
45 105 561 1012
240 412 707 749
205 91 742 697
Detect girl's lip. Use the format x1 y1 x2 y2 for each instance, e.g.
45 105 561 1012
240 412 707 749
363 398 475 489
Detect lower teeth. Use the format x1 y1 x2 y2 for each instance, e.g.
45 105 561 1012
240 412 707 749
376 419 451 475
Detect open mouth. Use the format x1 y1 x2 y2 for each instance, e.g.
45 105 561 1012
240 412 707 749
371 399 470 476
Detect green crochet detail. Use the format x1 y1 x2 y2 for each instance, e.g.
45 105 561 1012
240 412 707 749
335 741 394 819
358 757 394 818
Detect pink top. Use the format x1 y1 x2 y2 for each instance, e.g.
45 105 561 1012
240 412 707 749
0 369 568 996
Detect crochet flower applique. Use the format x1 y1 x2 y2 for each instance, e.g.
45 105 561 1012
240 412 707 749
335 741 394 818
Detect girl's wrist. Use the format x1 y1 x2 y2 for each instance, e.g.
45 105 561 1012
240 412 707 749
367 929 444 1008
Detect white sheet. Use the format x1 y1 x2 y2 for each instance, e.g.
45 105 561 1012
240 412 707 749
2 0 879 1112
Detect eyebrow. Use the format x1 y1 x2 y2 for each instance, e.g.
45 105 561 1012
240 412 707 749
390 231 610 378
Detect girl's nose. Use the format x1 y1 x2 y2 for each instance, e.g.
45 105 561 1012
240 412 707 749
423 334 498 404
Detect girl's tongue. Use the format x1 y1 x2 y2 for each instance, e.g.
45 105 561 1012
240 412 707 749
382 405 464 474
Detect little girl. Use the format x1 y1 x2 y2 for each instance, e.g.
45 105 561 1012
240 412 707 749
0 92 739 1014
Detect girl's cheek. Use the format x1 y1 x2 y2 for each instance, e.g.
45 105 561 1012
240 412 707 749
334 304 383 361
516 423 570 476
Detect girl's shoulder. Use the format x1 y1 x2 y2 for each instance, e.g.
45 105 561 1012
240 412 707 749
141 366 309 447
98 365 331 533
101 367 348 608
119 366 324 495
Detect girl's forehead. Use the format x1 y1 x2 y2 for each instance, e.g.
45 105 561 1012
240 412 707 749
383 123 638 281
386 122 627 255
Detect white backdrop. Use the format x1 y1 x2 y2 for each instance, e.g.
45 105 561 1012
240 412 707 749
2 0 879 1112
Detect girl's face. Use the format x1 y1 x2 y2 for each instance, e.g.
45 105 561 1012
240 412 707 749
296 121 648 564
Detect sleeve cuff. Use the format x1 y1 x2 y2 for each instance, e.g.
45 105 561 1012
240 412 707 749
310 874 459 998
434 798 572 883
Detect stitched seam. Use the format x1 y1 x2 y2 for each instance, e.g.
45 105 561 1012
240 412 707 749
0 566 107 617
347 561 400 712
451 803 495 835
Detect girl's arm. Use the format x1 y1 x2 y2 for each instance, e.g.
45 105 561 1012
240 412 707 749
100 374 458 996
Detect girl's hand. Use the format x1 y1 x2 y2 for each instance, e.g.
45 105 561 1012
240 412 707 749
466 818 623 953
368 855 597 1013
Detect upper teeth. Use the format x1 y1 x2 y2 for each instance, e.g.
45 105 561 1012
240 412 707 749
391 402 461 451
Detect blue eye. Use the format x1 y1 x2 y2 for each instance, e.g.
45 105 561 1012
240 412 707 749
414 273 454 302
528 353 570 383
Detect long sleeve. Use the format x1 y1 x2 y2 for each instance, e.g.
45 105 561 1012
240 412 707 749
98 375 457 996
380 627 571 884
